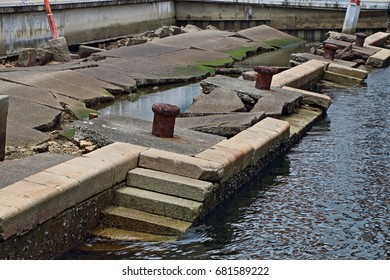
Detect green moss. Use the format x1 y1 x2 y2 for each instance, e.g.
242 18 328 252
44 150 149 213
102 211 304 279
227 46 259 61
198 57 234 67
264 37 305 48
59 128 76 140
66 103 100 120
103 90 114 97
173 65 208 77
195 64 216 75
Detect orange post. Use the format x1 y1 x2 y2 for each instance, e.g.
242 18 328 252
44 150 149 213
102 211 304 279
44 0 59 39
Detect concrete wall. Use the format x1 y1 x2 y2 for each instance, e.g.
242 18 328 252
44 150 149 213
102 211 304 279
0 0 176 57
1 0 389 57
175 2 389 38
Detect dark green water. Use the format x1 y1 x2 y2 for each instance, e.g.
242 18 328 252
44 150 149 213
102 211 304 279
59 56 389 260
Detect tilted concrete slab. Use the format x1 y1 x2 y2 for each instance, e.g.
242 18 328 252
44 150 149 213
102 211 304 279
6 96 61 146
115 187 203 222
97 58 209 86
150 30 237 49
200 75 261 103
282 86 332 109
127 168 215 202
237 24 304 47
75 66 137 93
0 80 63 111
92 43 185 59
139 148 224 181
251 88 302 117
185 87 245 114
2 71 115 105
176 112 265 138
365 32 390 47
149 48 234 67
102 206 191 236
78 115 225 156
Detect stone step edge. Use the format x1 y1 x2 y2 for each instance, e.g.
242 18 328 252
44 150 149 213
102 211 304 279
127 168 215 202
114 187 203 222
102 206 192 236
90 227 178 242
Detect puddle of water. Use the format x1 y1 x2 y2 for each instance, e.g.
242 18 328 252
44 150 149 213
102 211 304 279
98 83 202 122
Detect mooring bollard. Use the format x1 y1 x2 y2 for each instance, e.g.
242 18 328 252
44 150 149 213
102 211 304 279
0 95 9 161
323 43 339 60
151 103 180 138
355 32 368 47
254 66 281 90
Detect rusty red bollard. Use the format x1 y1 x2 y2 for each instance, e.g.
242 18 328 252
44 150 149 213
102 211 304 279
151 103 180 138
254 66 281 90
323 43 339 60
355 32 368 47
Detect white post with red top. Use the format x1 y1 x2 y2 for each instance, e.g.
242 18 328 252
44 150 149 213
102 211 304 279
342 0 361 34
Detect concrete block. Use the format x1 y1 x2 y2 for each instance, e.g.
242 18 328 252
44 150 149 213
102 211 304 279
272 59 328 88
16 48 54 67
231 130 277 164
216 141 255 170
44 157 116 203
0 190 37 240
127 168 214 202
0 95 9 161
115 187 203 222
366 49 390 68
85 142 148 184
253 117 291 137
282 86 332 109
195 147 238 181
139 148 224 182
48 36 71 62
22 171 80 212
324 71 363 86
327 64 368 79
1 180 61 225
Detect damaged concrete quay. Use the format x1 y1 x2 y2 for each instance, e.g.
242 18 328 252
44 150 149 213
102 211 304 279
0 25 389 259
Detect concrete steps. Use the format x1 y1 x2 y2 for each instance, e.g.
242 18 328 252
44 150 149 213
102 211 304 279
115 186 203 222
101 206 192 236
127 168 215 202
99 168 208 237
